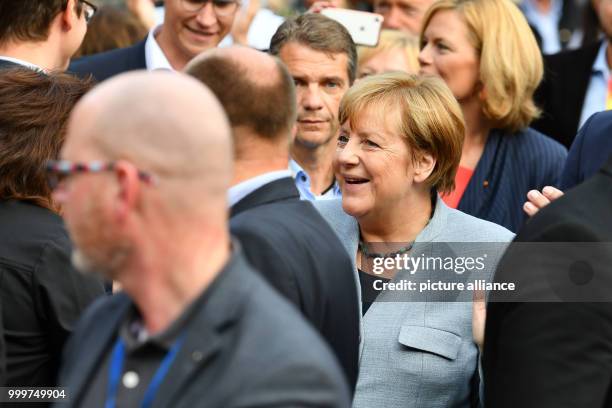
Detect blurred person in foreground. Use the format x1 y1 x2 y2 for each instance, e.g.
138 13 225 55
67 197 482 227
315 72 513 408
419 0 567 233
0 0 93 71
0 68 105 389
70 0 241 80
53 71 350 407
186 46 359 392
484 156 612 407
74 5 148 58
532 0 612 148
356 29 420 80
270 14 356 200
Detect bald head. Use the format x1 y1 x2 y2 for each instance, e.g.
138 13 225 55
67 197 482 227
185 46 296 143
64 71 233 207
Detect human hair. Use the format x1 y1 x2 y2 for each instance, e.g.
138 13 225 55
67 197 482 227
339 72 464 194
358 29 420 75
74 6 148 58
186 53 296 140
0 0 82 45
269 13 357 84
421 0 543 132
0 68 92 211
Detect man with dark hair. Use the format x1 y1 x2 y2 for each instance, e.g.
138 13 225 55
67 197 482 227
0 0 93 71
186 46 360 393
70 0 240 81
270 13 356 200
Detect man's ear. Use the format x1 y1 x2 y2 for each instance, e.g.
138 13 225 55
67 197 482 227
60 0 79 32
413 152 436 184
113 160 141 223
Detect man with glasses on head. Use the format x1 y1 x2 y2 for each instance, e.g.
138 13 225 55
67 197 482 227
70 0 240 81
0 0 93 72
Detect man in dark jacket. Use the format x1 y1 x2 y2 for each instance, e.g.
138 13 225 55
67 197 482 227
186 46 360 393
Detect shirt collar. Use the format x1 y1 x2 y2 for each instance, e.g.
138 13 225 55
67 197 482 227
228 170 292 208
144 25 174 71
0 56 45 72
592 40 610 77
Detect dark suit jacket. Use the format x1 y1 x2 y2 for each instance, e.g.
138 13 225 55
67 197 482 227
68 39 147 82
457 128 567 233
57 248 351 408
0 59 20 70
483 156 612 408
230 177 360 393
561 110 612 189
532 41 602 148
0 200 106 387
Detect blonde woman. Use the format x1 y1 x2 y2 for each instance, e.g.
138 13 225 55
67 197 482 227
419 0 567 232
357 29 420 79
316 72 513 408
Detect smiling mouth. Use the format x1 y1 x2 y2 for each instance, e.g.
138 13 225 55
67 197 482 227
344 176 369 184
185 26 217 38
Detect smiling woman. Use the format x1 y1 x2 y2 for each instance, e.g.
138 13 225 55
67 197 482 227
314 72 514 408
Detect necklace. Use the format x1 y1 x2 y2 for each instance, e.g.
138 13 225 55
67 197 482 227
358 240 415 259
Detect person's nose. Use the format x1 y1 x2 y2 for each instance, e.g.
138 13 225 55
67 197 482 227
418 43 433 68
195 1 218 27
382 6 402 30
52 185 67 206
336 138 360 167
301 84 324 111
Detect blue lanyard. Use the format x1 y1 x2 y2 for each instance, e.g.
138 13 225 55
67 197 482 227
105 333 186 408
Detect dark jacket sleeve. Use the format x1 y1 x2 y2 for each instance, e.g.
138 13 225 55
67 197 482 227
33 240 105 375
484 221 612 407
560 114 592 190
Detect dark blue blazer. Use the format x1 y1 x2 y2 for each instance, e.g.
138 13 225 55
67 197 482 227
458 127 567 233
68 39 147 82
561 110 612 190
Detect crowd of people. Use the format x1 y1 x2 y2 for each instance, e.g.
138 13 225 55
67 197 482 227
0 0 611 407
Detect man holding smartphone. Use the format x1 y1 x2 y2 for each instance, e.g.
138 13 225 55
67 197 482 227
70 0 240 81
270 14 357 200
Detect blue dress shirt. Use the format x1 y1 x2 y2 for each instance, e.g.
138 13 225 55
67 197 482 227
579 41 610 128
289 160 342 201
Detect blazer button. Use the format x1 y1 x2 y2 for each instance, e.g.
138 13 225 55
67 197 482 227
483 180 489 188
192 350 204 362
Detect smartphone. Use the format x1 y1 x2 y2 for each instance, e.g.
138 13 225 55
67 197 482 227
321 8 384 47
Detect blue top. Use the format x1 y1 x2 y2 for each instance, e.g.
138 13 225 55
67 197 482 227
289 159 342 201
457 127 567 232
520 0 563 54
561 110 612 190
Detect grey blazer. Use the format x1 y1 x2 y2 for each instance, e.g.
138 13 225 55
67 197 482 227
315 197 514 408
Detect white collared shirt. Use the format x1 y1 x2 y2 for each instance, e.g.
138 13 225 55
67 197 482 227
0 56 44 72
228 170 292 208
144 25 174 71
579 41 610 127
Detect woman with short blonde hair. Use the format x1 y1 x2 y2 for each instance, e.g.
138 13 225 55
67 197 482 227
357 29 420 79
315 72 513 408
419 0 567 232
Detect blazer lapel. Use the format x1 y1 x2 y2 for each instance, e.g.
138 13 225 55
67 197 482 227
458 130 504 218
70 297 131 403
151 252 248 408
230 177 299 217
